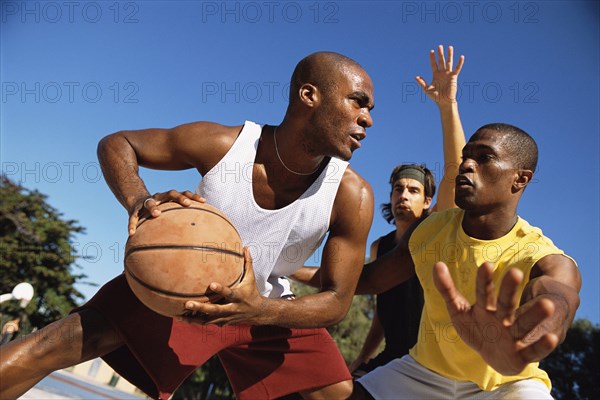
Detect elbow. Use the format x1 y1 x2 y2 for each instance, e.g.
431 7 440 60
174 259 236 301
97 131 121 159
320 289 353 327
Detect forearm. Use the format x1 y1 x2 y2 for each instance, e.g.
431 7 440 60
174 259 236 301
97 133 150 212
357 314 384 361
435 102 465 210
519 275 581 342
288 267 321 288
355 251 415 295
255 289 352 328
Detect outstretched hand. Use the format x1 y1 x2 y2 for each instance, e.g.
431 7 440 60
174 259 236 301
180 247 268 326
433 261 559 376
416 44 464 106
128 190 205 235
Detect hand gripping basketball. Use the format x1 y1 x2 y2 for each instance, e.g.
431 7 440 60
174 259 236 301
128 190 205 235
180 247 268 327
124 200 245 318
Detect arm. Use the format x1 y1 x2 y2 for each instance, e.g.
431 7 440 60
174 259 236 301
97 122 237 234
288 266 321 288
520 254 582 343
349 310 384 372
183 168 375 328
416 45 466 211
433 254 581 376
349 240 384 372
355 217 425 295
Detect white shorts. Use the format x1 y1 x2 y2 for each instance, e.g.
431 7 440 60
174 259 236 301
356 355 553 399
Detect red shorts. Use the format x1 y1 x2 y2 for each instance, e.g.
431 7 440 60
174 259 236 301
75 275 351 400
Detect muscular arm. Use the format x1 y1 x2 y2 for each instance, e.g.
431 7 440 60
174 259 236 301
97 122 238 233
519 254 581 344
184 168 375 328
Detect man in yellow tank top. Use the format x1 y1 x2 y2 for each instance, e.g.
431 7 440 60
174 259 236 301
353 124 581 399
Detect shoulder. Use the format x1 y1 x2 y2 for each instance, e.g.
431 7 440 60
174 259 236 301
173 121 245 174
415 208 461 232
369 237 382 261
337 166 374 210
330 166 374 232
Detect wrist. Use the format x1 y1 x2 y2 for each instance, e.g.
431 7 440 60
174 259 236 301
437 101 459 113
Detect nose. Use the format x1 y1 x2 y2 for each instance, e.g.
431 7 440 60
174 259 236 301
459 158 475 174
358 109 373 128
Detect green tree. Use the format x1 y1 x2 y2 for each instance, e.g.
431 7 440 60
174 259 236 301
540 318 600 400
0 176 89 334
291 281 376 363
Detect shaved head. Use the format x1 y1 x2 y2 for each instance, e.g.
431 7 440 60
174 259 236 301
289 52 366 104
473 123 538 172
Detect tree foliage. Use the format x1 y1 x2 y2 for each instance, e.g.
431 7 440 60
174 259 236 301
541 318 600 400
0 176 88 333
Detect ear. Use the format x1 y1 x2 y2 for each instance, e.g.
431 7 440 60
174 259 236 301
512 169 533 191
423 196 433 210
299 83 319 107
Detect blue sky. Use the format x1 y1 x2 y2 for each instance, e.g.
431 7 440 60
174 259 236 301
1 1 598 324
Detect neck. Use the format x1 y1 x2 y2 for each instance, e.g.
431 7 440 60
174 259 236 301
462 208 519 240
394 219 413 240
272 124 323 176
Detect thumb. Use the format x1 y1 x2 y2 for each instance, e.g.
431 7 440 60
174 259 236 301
433 261 469 314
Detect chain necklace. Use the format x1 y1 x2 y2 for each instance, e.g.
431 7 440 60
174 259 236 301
273 126 320 176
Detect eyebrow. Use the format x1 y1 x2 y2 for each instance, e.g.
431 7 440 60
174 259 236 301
463 143 498 154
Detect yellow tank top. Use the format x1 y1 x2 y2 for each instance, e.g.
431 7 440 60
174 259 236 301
408 208 571 391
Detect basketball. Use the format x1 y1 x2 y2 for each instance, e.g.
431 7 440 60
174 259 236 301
124 200 245 318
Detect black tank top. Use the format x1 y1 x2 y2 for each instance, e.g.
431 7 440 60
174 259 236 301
375 230 424 360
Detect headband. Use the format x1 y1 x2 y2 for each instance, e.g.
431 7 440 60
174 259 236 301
394 165 426 186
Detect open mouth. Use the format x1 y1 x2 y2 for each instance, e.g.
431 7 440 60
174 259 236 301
350 132 365 145
455 175 473 188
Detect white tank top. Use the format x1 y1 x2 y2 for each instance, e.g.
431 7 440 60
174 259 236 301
195 121 348 298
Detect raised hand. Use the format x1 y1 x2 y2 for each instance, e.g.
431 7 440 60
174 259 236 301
416 44 464 107
432 261 559 376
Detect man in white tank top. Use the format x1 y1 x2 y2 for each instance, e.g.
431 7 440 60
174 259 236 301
1 52 375 399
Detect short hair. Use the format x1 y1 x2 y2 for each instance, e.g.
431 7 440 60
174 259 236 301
289 52 363 102
381 164 436 224
475 123 538 172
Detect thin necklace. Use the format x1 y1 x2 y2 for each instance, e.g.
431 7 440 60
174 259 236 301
273 126 320 176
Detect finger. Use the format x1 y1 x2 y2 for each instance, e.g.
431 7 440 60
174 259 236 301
511 297 554 341
496 268 523 324
144 196 161 218
208 282 235 299
415 76 428 91
476 261 496 311
437 44 446 71
128 214 139 236
454 55 465 74
184 300 228 316
447 45 454 71
518 333 559 364
164 189 194 206
428 49 438 72
433 262 469 314
182 190 206 203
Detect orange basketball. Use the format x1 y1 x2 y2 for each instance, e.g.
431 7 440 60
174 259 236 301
124 200 244 317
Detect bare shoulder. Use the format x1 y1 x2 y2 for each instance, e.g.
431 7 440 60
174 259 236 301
531 253 581 290
330 166 374 231
171 121 245 174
